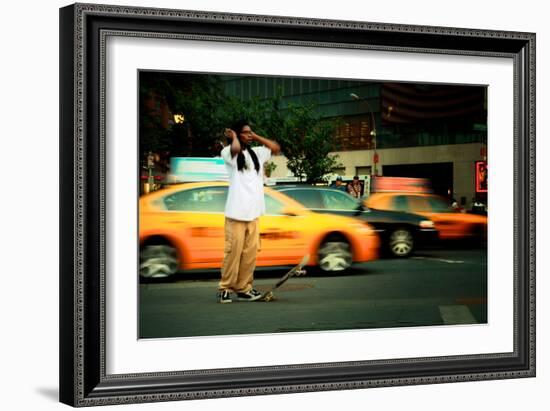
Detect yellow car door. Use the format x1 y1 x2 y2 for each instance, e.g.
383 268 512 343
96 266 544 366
257 193 307 266
163 185 227 266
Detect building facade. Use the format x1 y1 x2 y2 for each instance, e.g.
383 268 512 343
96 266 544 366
222 76 488 208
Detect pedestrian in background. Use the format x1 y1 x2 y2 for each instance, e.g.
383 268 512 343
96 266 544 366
347 175 363 199
331 176 347 192
218 119 281 303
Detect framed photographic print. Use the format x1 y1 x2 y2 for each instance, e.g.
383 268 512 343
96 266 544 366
59 3 535 407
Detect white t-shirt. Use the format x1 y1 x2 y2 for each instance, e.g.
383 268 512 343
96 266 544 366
221 145 272 221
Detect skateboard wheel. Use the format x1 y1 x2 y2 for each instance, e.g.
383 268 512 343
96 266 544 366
262 292 273 302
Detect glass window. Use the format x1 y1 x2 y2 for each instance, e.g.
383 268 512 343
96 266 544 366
407 196 432 212
355 166 372 176
279 189 323 209
392 195 450 213
264 194 285 215
163 187 227 212
392 195 410 212
321 190 360 211
426 196 453 212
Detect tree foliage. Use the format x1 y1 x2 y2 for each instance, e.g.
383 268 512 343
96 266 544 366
246 97 342 182
140 73 342 182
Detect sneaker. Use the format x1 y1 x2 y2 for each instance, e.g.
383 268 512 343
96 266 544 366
237 288 263 302
217 290 232 304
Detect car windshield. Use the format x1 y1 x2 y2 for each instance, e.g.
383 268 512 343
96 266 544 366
426 196 454 213
322 190 362 211
264 194 286 215
279 188 361 211
278 189 323 209
392 195 453 213
163 186 227 212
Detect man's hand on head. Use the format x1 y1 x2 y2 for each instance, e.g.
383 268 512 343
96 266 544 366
224 128 237 140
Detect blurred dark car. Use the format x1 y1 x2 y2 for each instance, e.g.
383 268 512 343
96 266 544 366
273 185 438 258
366 192 487 241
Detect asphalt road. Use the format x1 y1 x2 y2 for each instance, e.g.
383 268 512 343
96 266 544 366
139 247 487 339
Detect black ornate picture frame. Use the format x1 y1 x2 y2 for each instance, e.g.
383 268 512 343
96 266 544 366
59 3 535 407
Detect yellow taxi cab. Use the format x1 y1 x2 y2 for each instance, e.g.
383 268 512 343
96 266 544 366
139 182 380 279
365 192 487 241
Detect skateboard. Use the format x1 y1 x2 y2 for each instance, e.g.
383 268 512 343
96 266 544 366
260 254 310 302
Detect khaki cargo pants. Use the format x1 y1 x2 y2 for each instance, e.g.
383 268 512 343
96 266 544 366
218 217 260 293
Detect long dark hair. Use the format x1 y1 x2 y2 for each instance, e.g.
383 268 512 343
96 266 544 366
231 119 260 173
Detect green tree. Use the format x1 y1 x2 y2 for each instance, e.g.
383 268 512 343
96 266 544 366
140 74 342 182
140 72 229 158
139 73 177 156
172 76 235 156
245 96 342 183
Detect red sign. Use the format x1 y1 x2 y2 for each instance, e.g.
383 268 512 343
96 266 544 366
475 161 488 193
371 177 431 193
373 153 379 164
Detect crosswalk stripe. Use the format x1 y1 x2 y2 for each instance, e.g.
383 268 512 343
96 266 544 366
412 256 465 264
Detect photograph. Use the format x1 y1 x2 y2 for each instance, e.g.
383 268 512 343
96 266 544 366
57 2 535 407
3 0 547 409
138 72 489 339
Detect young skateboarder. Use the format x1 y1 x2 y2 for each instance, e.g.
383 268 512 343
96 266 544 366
217 120 281 303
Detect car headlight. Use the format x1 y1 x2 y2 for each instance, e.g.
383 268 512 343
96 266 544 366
420 220 435 228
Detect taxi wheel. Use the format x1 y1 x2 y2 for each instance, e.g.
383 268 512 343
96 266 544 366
388 228 414 258
318 236 353 272
139 244 179 279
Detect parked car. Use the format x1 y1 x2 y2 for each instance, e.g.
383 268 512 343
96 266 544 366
139 182 380 279
273 185 437 258
365 192 487 241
